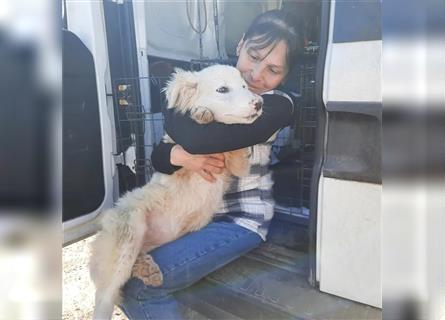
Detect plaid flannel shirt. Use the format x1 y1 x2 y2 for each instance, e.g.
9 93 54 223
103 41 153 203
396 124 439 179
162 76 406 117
215 90 294 240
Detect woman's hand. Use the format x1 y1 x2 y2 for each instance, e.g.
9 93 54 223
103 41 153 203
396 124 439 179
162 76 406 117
170 145 225 183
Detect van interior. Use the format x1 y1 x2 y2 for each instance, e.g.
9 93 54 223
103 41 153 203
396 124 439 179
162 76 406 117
63 0 381 318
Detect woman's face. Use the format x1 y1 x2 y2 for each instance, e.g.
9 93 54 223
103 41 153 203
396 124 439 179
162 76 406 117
236 38 289 94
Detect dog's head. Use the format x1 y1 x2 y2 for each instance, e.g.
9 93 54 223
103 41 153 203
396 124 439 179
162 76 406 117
164 65 263 124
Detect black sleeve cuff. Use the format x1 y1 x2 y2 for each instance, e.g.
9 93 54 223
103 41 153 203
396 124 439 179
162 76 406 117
151 142 182 175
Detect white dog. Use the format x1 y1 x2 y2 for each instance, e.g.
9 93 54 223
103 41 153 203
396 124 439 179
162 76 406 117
90 65 263 319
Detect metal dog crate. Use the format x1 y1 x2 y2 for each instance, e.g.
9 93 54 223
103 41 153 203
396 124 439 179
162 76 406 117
112 56 317 220
113 75 167 189
270 53 317 222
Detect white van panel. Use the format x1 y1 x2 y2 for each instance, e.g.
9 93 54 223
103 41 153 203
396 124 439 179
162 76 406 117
317 2 382 307
319 177 381 308
142 1 226 61
325 40 382 103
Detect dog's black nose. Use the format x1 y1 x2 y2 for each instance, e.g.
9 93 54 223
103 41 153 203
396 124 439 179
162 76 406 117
254 100 263 111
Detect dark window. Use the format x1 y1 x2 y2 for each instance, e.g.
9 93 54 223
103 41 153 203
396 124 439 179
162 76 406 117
63 30 105 221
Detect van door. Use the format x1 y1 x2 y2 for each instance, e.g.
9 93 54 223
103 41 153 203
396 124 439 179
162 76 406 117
315 0 382 308
63 1 117 245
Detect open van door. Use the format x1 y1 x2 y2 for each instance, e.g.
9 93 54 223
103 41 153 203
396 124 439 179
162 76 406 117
62 0 382 317
62 2 117 245
315 0 382 308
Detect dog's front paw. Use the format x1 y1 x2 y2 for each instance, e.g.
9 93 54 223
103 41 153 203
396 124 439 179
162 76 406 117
190 107 214 124
131 254 163 287
224 149 251 177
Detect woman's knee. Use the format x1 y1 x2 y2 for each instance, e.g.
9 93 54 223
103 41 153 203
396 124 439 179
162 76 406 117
122 276 176 301
122 223 263 300
120 280 183 320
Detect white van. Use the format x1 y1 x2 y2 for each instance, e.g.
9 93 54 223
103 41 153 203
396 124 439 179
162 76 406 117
63 0 382 318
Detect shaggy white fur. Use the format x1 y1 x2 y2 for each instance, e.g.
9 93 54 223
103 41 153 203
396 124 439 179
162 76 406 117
90 65 263 319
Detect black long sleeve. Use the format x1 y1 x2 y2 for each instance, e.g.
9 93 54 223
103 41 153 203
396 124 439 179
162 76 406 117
150 141 182 174
151 92 294 174
164 94 294 154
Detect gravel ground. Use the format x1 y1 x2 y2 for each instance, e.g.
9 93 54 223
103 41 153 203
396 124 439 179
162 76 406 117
62 235 128 320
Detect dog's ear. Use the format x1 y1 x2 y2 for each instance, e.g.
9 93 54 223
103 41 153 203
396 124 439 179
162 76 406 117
164 68 198 113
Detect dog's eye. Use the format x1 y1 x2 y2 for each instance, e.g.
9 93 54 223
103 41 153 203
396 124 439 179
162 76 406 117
216 86 229 93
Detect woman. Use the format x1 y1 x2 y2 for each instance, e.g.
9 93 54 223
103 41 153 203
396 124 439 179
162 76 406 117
121 10 303 319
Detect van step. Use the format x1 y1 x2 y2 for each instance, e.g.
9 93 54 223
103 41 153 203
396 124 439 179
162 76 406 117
177 246 381 319
178 301 222 320
246 242 309 275
176 277 297 320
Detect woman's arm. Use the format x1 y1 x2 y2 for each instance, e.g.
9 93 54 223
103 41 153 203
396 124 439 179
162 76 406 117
151 141 226 181
164 94 293 154
150 141 180 175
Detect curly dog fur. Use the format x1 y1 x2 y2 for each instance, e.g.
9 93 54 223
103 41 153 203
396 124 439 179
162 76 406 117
90 65 263 319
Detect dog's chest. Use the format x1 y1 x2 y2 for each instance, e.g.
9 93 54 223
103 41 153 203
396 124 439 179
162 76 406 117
176 173 225 209
146 171 228 240
154 171 227 213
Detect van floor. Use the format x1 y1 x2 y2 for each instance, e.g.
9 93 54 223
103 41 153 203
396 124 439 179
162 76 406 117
175 217 381 319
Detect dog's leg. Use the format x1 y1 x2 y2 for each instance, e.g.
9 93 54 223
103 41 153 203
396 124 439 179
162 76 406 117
90 208 147 320
190 106 214 124
131 253 164 287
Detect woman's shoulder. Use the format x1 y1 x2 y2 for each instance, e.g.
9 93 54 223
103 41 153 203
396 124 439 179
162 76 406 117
262 89 294 104
261 89 295 115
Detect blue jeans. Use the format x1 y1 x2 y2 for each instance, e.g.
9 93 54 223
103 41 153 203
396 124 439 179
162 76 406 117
120 220 263 320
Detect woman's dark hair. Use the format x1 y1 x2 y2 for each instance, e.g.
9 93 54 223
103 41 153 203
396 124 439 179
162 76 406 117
243 10 304 71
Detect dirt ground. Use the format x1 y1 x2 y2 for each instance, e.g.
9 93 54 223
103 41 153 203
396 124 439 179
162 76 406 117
62 235 128 320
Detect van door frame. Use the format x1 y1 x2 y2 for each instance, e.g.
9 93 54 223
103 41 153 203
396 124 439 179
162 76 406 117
63 1 117 245
307 0 330 288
